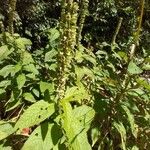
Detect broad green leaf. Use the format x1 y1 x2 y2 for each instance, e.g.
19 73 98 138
15 100 55 132
48 63 57 71
117 51 128 62
0 45 14 61
72 105 95 129
17 74 26 89
83 54 97 65
62 85 89 102
0 144 12 150
15 38 32 49
121 105 138 138
40 81 54 93
22 122 62 150
61 101 91 150
136 77 150 91
113 122 126 150
48 28 60 43
131 145 139 150
22 51 34 65
0 65 14 77
26 73 36 79
91 127 100 147
61 86 80 102
75 51 84 63
23 93 36 103
44 49 57 62
0 121 15 140
0 80 11 88
75 66 94 82
142 64 150 70
0 89 5 95
128 61 143 75
11 63 22 76
23 64 39 75
32 89 40 97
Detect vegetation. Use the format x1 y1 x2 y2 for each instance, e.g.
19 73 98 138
0 0 149 149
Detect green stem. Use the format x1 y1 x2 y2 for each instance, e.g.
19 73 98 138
77 0 89 48
58 0 78 100
111 17 123 45
8 0 17 34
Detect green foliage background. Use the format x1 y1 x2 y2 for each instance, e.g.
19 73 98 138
0 0 149 150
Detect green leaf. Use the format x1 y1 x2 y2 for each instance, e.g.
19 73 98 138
22 122 62 150
11 63 22 76
136 77 150 91
48 28 60 43
32 89 40 98
0 89 5 95
117 51 128 62
6 90 22 112
83 54 97 65
0 65 14 77
61 101 91 150
0 45 14 61
22 51 34 65
23 64 39 75
113 122 126 150
75 66 94 82
15 38 32 49
91 127 100 147
0 80 11 88
0 144 12 150
128 61 143 75
121 105 138 138
142 64 150 70
131 145 139 150
44 49 57 62
40 82 54 93
0 121 15 140
62 85 89 103
72 105 95 129
17 74 26 89
15 100 55 132
23 93 36 103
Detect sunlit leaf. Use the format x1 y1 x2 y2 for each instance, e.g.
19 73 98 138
0 121 15 140
17 74 26 89
113 122 126 150
22 122 62 150
121 105 138 138
23 64 39 75
23 93 36 103
128 61 143 75
0 65 14 77
44 49 57 62
40 81 54 93
15 100 55 132
0 45 14 61
91 127 100 147
15 38 32 49
61 101 91 150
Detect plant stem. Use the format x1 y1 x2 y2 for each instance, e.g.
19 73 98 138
58 0 78 99
129 0 145 60
111 17 123 45
8 0 17 34
77 0 89 48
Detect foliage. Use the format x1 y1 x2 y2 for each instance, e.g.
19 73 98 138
0 0 150 150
